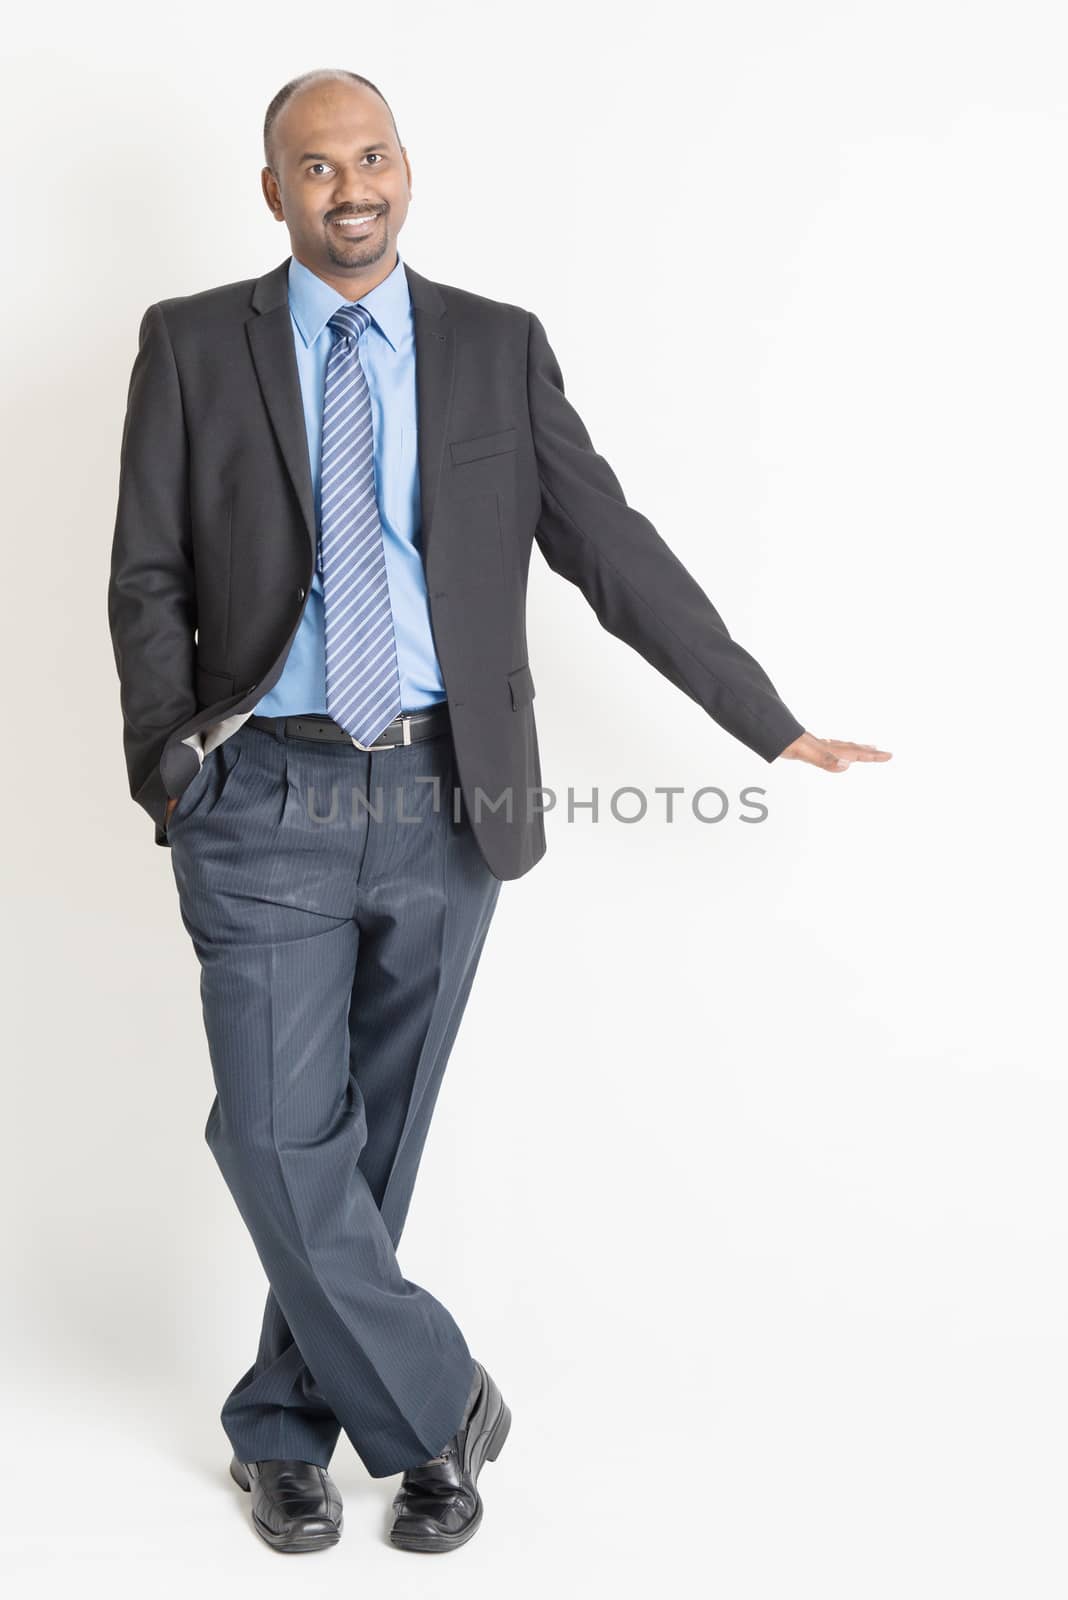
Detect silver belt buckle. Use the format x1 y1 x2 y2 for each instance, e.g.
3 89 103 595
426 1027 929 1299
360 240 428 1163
349 713 411 752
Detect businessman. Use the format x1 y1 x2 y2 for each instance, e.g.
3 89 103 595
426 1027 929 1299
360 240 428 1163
107 67 890 1557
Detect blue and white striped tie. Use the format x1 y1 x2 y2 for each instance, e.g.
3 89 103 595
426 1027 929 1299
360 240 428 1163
319 302 402 747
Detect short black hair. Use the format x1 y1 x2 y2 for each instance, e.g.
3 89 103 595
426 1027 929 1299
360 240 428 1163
263 69 401 170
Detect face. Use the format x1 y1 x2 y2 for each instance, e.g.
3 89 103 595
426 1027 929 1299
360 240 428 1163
261 81 412 291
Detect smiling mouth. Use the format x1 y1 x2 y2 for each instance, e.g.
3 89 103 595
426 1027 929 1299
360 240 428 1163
330 214 382 232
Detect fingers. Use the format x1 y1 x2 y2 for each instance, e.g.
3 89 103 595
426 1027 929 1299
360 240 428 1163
821 739 893 761
776 733 892 769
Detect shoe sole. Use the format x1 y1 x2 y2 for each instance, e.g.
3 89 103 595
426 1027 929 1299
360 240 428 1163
229 1457 342 1554
388 1394 512 1554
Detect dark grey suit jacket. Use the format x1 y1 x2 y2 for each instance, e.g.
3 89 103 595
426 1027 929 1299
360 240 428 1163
107 255 805 880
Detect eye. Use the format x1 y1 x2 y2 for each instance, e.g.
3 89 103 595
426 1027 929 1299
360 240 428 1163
365 153 385 165
308 163 332 176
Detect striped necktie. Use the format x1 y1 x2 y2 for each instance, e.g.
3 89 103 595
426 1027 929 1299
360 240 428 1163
319 301 402 747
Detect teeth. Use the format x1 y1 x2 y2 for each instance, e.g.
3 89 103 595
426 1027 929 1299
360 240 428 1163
335 215 376 226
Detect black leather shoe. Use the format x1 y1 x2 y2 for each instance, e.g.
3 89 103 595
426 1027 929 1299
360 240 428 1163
229 1455 343 1553
389 1360 511 1553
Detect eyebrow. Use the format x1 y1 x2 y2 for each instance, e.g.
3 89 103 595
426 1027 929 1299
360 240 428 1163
299 144 389 160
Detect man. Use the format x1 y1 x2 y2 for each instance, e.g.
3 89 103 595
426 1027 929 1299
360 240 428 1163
107 66 891 1557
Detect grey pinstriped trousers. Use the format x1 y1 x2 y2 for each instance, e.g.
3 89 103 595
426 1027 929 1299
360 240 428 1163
167 718 501 1477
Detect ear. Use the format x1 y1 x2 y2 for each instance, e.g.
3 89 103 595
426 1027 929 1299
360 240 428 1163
261 166 284 221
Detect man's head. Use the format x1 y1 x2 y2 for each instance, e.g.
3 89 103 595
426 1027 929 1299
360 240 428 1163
261 69 412 291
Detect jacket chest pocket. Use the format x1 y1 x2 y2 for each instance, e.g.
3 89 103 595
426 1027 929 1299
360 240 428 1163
449 426 517 466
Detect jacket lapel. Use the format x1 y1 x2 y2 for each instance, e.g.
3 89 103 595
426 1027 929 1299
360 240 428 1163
247 259 315 558
403 261 453 564
245 255 454 572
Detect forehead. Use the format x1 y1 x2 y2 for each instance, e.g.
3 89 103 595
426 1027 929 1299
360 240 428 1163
277 84 393 153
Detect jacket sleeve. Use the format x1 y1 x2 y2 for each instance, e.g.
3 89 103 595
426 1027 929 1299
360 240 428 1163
525 310 806 761
107 302 198 833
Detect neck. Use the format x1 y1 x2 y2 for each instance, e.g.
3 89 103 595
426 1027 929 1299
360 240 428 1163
293 248 399 302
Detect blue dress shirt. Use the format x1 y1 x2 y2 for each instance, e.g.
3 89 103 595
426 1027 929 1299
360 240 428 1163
252 252 446 717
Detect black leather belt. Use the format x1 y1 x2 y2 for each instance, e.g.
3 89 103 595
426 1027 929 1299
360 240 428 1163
248 702 450 750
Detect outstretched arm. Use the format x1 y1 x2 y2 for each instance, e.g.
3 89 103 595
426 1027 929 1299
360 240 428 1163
525 311 891 772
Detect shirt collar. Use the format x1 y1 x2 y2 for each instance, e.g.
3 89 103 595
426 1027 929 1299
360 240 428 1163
287 251 410 352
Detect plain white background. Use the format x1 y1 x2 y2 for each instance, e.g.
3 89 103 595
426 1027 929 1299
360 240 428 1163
3 1 1066 1593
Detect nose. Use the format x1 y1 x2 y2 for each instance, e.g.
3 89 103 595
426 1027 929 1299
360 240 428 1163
331 180 382 207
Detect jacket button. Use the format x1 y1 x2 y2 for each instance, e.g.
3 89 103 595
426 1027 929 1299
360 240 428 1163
297 585 305 600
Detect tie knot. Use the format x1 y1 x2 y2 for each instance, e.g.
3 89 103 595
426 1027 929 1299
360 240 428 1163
328 302 373 345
